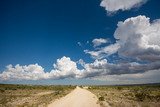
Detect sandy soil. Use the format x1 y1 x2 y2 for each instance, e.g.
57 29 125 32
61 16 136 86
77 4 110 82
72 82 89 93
48 86 100 107
33 91 54 96
9 91 55 106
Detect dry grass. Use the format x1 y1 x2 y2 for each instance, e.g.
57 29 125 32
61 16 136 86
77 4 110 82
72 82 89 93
89 84 160 107
0 84 75 107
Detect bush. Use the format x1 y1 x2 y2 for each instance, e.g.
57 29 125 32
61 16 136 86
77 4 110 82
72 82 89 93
0 88 5 93
99 96 105 101
117 87 122 90
135 92 148 101
54 91 60 95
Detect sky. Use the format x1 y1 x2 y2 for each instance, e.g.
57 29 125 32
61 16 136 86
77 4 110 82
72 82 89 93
0 0 160 85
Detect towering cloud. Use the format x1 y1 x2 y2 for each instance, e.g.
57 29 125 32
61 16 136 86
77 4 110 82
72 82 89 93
85 15 160 62
0 16 160 84
50 56 82 79
100 0 147 14
115 15 160 62
83 15 160 82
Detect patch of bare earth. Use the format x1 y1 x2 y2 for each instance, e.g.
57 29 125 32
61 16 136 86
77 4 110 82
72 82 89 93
48 87 101 107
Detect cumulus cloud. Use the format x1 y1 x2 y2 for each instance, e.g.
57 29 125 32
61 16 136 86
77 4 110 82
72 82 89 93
82 15 160 82
100 0 147 14
50 56 82 79
114 15 160 62
0 56 82 81
0 64 47 80
87 60 160 76
92 38 108 47
1 15 160 84
0 56 160 83
85 15 160 61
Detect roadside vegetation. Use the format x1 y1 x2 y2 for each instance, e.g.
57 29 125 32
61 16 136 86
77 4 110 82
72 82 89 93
0 84 75 107
1 83 160 107
89 84 160 107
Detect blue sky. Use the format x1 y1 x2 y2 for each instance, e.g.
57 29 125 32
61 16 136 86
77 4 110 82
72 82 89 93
0 0 160 85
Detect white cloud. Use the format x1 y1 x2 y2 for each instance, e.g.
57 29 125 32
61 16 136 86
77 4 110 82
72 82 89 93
114 15 160 61
100 0 147 14
0 56 160 84
85 15 160 62
50 56 82 79
81 15 160 83
78 59 85 67
1 16 160 83
84 43 120 59
84 50 100 59
92 38 108 47
0 56 82 81
102 43 120 54
0 64 47 80
81 59 160 78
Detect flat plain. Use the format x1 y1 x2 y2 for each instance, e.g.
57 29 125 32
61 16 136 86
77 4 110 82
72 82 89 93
0 84 160 107
0 84 75 107
89 84 160 107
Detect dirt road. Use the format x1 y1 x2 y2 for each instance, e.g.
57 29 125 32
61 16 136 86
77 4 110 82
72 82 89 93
48 86 100 107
